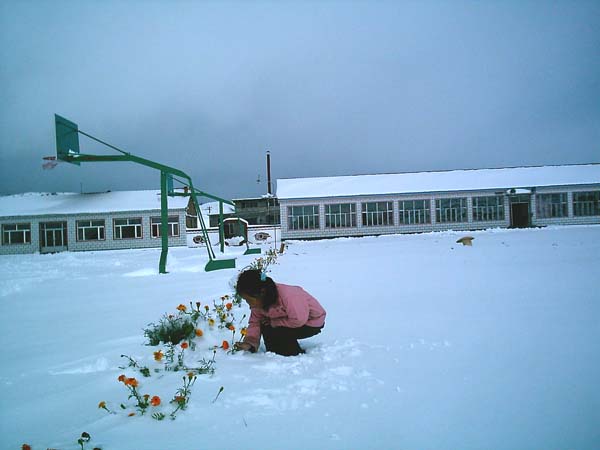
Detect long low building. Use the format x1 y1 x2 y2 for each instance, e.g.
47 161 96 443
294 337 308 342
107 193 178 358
276 164 600 240
0 191 188 255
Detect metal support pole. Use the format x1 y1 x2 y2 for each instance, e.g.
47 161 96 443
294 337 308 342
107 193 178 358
219 201 225 253
159 171 169 274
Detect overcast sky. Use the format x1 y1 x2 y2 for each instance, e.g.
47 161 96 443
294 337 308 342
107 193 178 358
1 1 598 200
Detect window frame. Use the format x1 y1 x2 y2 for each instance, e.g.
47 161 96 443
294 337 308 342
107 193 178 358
325 203 357 229
435 198 468 223
1 223 32 245
472 195 505 222
113 217 143 240
150 216 181 238
536 193 568 219
76 219 106 242
398 199 431 225
361 201 394 227
287 205 320 230
573 191 600 217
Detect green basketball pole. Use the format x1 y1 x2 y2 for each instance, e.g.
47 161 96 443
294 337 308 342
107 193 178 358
53 114 254 273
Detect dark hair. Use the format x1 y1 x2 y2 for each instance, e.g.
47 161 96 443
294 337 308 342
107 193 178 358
235 269 278 310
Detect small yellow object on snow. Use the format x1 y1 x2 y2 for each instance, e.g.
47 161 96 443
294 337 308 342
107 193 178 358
456 236 475 246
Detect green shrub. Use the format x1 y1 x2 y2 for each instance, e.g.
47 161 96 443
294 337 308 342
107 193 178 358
144 314 195 346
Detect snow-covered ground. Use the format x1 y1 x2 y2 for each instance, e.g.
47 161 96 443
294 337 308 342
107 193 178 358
1 226 599 450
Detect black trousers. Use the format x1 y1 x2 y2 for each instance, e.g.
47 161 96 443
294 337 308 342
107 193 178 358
261 324 323 356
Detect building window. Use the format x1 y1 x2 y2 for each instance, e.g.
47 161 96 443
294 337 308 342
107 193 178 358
473 195 505 221
399 200 431 225
288 205 319 230
436 198 468 223
151 216 180 238
361 201 394 226
536 193 568 218
114 218 143 239
325 203 357 228
76 220 105 241
573 191 600 217
1 223 31 245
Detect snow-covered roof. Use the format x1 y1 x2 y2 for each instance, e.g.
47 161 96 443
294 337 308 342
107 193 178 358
0 190 190 218
276 164 600 200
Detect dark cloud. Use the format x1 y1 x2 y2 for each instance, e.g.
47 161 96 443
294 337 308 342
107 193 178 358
1 1 599 199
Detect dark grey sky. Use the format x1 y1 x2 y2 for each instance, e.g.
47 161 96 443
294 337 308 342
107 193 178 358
1 1 599 200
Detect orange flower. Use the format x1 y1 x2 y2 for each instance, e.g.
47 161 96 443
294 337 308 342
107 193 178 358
118 374 126 382
98 401 107 409
150 395 161 407
227 324 235 331
187 371 195 379
195 329 203 337
128 412 136 417
222 340 230 350
204 305 209 311
22 445 32 450
177 304 187 312
125 377 138 387
240 327 247 336
154 350 163 361
225 302 233 310
181 342 189 349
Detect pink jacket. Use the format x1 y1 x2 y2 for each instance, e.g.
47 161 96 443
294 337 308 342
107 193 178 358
243 283 326 350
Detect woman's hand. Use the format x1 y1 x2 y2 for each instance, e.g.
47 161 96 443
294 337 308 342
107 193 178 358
234 341 254 351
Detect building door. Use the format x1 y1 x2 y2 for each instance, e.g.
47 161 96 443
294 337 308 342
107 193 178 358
40 222 68 253
509 195 531 228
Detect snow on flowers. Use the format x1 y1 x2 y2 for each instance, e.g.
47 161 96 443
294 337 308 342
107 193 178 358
101 293 248 421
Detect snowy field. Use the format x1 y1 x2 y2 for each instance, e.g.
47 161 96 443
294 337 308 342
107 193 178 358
1 226 599 450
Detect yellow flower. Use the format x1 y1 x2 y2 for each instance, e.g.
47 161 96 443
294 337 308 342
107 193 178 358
98 401 106 409
208 318 215 327
240 327 247 336
195 329 203 337
154 350 163 361
177 304 187 312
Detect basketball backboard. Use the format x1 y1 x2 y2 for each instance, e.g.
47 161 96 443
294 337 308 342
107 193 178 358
55 114 80 165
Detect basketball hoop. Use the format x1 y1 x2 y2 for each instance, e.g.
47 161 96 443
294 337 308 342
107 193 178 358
42 156 59 170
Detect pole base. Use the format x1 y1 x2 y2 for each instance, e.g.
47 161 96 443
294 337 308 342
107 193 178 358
205 258 236 272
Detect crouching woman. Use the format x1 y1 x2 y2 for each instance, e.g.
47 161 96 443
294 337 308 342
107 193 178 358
234 269 326 356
